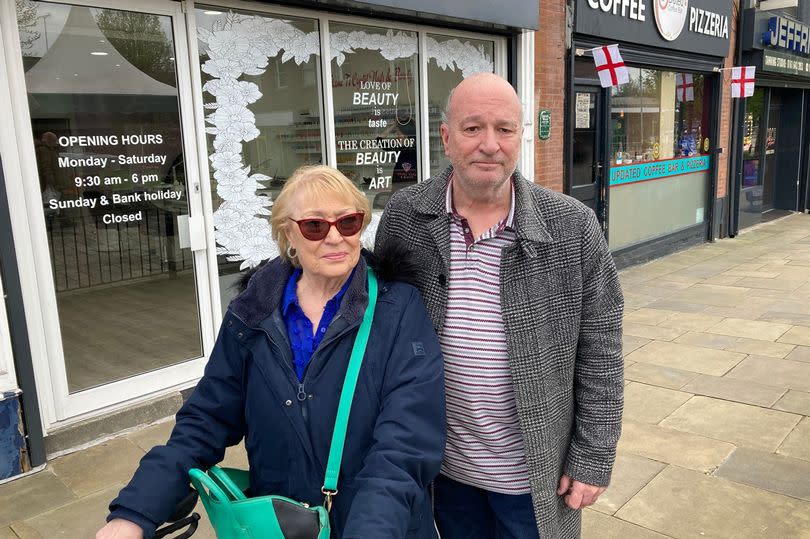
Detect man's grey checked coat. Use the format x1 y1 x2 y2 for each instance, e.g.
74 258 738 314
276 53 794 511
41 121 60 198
374 166 624 539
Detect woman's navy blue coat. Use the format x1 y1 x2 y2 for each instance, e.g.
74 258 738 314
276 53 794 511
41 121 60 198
108 254 446 538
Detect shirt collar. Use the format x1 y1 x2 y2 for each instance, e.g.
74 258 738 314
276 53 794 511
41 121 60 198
281 267 356 316
445 173 516 229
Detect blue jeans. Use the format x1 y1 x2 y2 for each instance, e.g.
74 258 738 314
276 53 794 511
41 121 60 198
434 474 540 539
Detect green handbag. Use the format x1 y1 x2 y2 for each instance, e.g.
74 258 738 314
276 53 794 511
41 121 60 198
189 268 379 539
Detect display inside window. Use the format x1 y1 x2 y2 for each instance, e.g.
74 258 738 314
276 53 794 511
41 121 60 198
610 68 711 165
18 2 202 392
329 22 421 213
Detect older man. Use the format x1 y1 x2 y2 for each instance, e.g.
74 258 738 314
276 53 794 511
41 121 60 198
375 73 624 538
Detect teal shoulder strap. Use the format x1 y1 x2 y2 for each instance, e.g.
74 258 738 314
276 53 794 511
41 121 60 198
321 267 378 504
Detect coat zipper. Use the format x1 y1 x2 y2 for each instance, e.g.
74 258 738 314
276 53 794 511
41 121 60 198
232 310 360 429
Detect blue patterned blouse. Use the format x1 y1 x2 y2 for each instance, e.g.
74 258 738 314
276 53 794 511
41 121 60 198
281 268 353 381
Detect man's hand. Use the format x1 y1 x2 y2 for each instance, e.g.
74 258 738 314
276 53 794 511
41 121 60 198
556 475 606 510
96 518 143 539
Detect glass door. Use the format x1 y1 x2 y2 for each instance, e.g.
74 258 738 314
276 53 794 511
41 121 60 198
13 0 213 419
571 85 606 225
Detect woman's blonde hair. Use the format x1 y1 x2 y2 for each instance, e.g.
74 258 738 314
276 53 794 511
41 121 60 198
271 165 372 266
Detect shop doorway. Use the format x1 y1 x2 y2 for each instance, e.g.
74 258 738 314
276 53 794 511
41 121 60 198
11 1 215 421
736 87 806 232
571 85 608 227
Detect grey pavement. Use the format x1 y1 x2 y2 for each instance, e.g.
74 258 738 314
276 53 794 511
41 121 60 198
2 213 810 538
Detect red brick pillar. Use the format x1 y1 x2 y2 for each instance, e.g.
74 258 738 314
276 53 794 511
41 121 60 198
533 0 567 192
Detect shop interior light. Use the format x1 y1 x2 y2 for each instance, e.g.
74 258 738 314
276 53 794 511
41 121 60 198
91 51 108 56
204 10 222 15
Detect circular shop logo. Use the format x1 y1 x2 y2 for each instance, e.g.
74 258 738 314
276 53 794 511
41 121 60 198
654 0 689 41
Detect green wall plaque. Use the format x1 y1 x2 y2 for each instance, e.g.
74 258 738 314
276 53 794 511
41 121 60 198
538 109 551 140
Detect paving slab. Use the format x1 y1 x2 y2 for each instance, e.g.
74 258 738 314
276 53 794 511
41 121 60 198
778 417 810 462
615 466 810 539
706 317 792 342
670 284 751 307
779 325 810 346
727 337 795 358
623 308 676 325
681 374 787 407
659 396 801 452
723 269 781 278
591 453 666 515
716 447 810 501
621 335 649 356
774 390 810 416
623 362 699 390
673 330 739 350
622 322 684 342
702 274 745 286
12 485 118 539
582 509 669 539
48 436 145 498
727 355 810 392
787 346 810 362
656 311 725 332
622 292 658 311
0 471 76 527
760 311 810 327
732 276 806 291
702 304 771 320
761 299 810 316
644 298 708 313
617 420 734 473
655 272 703 285
622 382 692 424
624 340 745 376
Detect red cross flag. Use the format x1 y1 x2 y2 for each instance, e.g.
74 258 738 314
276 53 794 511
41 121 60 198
731 66 756 98
676 73 694 102
593 44 629 88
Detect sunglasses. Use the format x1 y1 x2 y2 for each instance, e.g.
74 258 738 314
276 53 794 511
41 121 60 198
289 212 365 241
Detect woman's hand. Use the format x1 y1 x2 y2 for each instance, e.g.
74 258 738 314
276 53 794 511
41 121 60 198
95 518 144 539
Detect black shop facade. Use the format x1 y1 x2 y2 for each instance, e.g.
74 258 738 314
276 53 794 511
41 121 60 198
570 0 733 267
730 7 810 234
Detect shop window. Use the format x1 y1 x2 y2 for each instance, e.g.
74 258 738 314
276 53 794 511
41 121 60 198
18 2 203 392
608 67 714 250
195 10 500 306
195 8 324 307
426 33 495 173
329 22 421 213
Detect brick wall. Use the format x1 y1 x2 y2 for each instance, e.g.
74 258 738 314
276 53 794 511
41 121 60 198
716 3 741 200
533 0 567 192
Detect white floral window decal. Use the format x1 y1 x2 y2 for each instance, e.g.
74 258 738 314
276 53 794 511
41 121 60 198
199 14 493 269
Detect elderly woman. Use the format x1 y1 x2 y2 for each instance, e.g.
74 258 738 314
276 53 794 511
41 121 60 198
97 165 445 539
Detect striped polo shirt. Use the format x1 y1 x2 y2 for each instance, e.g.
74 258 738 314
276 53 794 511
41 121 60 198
439 177 531 495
